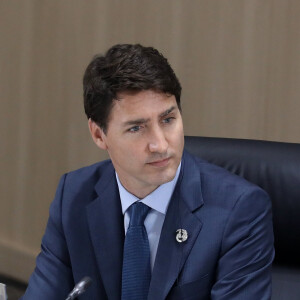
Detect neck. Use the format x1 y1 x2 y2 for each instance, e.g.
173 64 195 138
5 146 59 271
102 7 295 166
119 181 159 199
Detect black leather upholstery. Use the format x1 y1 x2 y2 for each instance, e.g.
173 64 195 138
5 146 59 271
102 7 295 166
184 136 300 299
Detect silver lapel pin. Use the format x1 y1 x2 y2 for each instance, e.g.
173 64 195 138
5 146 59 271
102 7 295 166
176 229 188 243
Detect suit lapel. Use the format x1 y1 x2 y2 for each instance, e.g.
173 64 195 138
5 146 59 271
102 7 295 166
148 151 204 300
86 163 124 300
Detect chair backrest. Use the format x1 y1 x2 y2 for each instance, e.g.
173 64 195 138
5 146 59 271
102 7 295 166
184 136 300 267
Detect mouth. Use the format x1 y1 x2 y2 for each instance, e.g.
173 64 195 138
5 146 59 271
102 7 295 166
147 157 170 167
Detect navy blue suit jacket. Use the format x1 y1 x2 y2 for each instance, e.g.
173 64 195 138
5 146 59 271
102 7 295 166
22 151 274 299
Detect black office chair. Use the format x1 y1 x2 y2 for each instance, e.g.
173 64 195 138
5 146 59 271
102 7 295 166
184 136 300 300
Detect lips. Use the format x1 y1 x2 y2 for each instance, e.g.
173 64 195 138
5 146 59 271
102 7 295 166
147 157 170 167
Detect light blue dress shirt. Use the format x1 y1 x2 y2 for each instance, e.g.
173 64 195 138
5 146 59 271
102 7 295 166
116 163 181 271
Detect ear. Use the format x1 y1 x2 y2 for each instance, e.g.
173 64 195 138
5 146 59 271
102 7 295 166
88 119 108 150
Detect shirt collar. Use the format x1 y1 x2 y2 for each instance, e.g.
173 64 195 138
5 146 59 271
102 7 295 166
116 162 181 215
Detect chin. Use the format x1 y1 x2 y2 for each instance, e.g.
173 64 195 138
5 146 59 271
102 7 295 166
154 170 177 185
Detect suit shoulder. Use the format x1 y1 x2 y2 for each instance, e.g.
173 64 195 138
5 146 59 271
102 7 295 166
59 159 114 200
66 159 112 179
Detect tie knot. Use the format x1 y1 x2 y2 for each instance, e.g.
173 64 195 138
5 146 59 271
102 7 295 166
129 202 150 226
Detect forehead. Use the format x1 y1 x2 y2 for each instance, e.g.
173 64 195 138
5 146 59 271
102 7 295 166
109 90 178 122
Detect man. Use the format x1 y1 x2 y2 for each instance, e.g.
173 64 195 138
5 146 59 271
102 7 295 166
22 44 274 299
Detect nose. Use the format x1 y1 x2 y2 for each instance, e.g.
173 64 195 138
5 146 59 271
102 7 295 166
148 127 168 153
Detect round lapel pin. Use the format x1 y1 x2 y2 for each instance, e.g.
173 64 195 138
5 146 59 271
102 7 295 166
176 229 188 243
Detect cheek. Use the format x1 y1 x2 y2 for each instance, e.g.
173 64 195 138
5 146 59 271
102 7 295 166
170 125 184 146
120 143 145 162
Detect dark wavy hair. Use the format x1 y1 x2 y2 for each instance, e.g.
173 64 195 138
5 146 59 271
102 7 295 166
83 44 182 133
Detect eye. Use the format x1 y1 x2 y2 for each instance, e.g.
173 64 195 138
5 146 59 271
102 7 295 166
162 117 175 124
128 125 141 133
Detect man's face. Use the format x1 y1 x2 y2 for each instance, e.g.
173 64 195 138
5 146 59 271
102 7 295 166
90 90 184 198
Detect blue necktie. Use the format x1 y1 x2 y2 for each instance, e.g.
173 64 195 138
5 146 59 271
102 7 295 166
121 202 151 300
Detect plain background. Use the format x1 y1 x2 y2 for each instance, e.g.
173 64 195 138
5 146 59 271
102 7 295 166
1 0 299 282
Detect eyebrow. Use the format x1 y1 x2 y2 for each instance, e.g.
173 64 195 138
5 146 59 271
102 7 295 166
123 106 177 127
123 118 150 126
159 106 176 117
